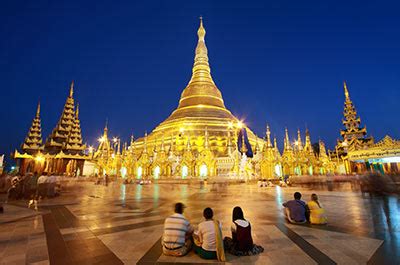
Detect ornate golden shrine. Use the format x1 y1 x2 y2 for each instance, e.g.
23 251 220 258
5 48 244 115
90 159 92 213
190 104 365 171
87 19 337 180
14 82 88 176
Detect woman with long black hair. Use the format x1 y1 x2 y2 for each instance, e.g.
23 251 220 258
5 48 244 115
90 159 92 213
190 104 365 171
223 206 264 256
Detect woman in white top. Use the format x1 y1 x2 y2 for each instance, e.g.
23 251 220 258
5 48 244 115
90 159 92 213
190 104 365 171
194 207 224 260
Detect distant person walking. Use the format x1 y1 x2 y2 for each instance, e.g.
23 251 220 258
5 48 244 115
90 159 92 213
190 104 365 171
282 192 307 223
307 194 328 224
162 203 194 257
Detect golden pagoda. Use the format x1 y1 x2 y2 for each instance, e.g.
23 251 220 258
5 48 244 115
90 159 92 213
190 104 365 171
127 18 262 179
335 82 400 174
338 81 374 152
281 128 295 175
14 81 88 176
21 102 43 154
87 19 338 180
133 18 260 156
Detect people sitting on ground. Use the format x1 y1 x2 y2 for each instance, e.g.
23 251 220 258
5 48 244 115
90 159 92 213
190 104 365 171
279 180 287 187
193 207 225 261
223 206 264 256
307 194 328 225
162 202 194 257
282 192 307 223
267 180 274 187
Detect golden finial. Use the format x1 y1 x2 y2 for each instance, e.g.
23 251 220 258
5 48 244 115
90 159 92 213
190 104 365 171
197 16 205 41
187 16 215 86
36 101 41 117
266 124 272 147
344 81 350 99
69 81 74 97
284 128 290 150
75 103 79 118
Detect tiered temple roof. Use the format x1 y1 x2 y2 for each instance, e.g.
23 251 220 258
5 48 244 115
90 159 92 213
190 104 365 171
44 81 77 154
338 82 373 152
65 104 86 154
21 102 43 154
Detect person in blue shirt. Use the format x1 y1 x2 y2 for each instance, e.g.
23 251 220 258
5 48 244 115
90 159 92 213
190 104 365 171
282 192 307 223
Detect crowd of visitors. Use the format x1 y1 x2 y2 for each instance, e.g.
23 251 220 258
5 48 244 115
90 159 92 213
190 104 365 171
0 172 64 211
162 203 264 261
282 191 328 224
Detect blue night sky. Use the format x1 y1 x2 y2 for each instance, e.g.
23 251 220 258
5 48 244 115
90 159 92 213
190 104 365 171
1 0 400 165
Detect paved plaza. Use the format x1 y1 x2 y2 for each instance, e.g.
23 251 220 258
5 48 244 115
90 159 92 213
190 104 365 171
0 181 399 265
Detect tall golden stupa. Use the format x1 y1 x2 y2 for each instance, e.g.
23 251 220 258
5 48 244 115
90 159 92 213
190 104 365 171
134 18 261 156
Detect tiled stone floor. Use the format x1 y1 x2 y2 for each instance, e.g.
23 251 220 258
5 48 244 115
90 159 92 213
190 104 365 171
0 181 399 264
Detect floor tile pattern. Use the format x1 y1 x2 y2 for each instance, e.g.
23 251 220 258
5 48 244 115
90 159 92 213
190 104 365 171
0 182 398 264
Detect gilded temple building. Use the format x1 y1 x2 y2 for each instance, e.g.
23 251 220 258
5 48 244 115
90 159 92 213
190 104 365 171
335 82 400 174
14 82 88 175
86 19 338 180
123 18 264 180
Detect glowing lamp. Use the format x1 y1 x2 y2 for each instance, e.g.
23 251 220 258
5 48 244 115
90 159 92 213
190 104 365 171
35 155 44 162
237 121 243 128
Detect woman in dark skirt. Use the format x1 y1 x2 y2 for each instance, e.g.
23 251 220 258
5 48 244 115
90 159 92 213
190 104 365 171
223 206 264 256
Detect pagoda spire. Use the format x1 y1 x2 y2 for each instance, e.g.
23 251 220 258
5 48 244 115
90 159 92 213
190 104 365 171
284 128 292 150
94 121 111 160
21 102 43 154
44 82 77 154
36 102 41 117
296 129 303 150
187 17 214 86
273 136 281 159
319 140 328 159
339 81 373 150
344 81 350 101
304 128 313 155
69 80 74 97
65 103 85 154
266 124 272 148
